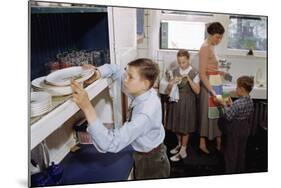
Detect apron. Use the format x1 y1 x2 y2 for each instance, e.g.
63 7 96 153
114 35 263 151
207 71 224 119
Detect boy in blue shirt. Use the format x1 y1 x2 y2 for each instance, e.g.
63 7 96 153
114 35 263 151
71 58 170 179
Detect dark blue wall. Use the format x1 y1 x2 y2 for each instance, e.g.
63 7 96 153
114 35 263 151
31 12 109 80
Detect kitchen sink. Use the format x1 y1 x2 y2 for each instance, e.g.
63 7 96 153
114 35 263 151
222 83 267 99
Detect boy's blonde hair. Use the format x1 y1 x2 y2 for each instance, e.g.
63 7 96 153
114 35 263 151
177 49 190 59
128 58 159 89
237 76 254 93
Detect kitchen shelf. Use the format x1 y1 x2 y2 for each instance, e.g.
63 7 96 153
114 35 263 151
30 78 112 150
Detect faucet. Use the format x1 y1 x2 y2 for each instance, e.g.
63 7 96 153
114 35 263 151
219 59 231 72
219 59 232 82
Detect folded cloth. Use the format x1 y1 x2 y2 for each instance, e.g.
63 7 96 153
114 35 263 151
169 84 179 102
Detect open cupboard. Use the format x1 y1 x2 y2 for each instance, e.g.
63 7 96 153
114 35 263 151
29 3 137 185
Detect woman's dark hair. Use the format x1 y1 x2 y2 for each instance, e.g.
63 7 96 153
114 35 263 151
128 58 159 88
177 49 190 59
237 76 254 93
207 22 225 35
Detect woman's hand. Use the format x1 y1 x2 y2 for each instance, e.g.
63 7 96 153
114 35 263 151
210 89 216 97
214 95 225 106
212 96 219 105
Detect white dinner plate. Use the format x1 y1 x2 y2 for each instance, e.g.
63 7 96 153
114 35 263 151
31 103 50 110
30 92 52 117
31 92 51 105
31 104 51 113
45 66 95 86
31 106 50 114
32 76 80 96
31 102 51 110
31 106 51 117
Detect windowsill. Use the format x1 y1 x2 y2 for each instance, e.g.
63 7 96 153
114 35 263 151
225 54 266 59
158 48 199 53
157 49 266 60
225 49 267 59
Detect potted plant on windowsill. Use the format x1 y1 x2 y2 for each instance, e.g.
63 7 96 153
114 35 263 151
244 39 256 56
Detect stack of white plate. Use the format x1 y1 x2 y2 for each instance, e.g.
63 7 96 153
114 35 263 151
32 76 74 96
31 66 95 96
31 92 52 117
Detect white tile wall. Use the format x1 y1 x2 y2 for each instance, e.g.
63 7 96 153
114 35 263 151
137 48 149 58
137 38 148 49
225 55 267 84
157 50 267 85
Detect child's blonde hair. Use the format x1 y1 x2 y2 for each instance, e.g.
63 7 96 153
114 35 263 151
177 49 190 59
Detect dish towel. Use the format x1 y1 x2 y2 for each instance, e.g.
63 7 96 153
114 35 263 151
169 84 179 102
208 72 224 119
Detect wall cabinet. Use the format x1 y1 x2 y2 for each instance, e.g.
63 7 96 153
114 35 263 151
30 5 137 164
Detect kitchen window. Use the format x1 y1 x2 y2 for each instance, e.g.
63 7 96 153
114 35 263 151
159 11 213 51
160 20 206 50
227 16 267 52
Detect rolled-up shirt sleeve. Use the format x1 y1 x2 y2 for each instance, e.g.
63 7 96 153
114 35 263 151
97 63 129 96
98 64 125 82
87 113 149 153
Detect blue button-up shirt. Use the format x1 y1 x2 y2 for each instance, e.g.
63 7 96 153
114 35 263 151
87 64 165 153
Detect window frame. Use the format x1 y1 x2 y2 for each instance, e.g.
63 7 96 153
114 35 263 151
225 15 267 57
159 11 214 51
158 11 267 58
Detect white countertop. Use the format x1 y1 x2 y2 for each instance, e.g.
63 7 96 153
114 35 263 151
223 83 267 99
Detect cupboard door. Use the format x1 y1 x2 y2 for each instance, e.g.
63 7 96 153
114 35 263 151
109 7 137 67
107 7 138 128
